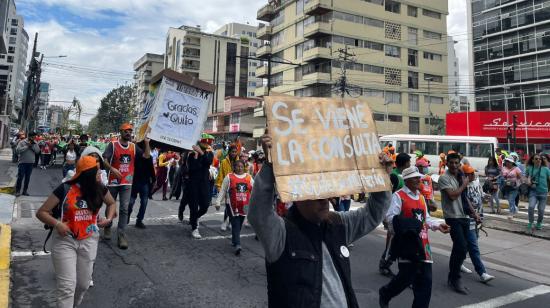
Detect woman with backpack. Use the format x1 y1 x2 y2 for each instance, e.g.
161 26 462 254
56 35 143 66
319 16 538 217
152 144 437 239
36 156 116 308
525 154 550 231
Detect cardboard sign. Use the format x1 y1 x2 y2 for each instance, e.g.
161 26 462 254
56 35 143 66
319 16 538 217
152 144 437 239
265 96 391 202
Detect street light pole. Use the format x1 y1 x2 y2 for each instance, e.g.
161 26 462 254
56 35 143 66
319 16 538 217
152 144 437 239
504 86 510 151
426 77 433 135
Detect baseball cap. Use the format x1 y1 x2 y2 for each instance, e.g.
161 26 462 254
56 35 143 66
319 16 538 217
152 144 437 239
461 164 476 174
70 156 98 181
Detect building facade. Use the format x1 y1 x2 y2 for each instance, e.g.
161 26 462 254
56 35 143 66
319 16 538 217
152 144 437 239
447 36 460 112
255 0 450 135
165 25 251 114
214 23 263 98
133 53 164 124
468 0 550 112
35 82 49 129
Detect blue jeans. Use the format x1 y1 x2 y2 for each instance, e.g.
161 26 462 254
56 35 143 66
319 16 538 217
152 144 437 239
128 182 150 223
15 163 33 193
63 164 75 178
528 191 547 224
230 215 245 247
506 188 519 214
465 223 486 276
338 199 351 212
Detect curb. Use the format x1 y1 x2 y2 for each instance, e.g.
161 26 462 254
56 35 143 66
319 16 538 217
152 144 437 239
0 166 17 195
0 224 11 308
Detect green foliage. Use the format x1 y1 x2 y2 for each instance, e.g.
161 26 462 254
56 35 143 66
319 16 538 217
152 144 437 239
88 85 135 135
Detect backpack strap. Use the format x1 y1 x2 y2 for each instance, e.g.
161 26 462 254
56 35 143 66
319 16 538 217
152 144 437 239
43 184 71 253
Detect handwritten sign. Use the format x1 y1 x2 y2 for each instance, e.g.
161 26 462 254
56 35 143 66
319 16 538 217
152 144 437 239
265 96 391 203
145 78 211 149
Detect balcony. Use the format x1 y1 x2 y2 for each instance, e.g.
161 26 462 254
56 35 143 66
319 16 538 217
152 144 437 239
182 39 200 47
256 44 272 59
302 72 331 86
181 64 200 72
255 86 269 97
303 47 332 62
257 3 275 22
256 65 268 78
304 0 333 16
182 52 200 59
303 22 331 39
257 24 272 40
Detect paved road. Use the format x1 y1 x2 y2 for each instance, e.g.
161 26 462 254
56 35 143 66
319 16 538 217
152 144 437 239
9 166 550 307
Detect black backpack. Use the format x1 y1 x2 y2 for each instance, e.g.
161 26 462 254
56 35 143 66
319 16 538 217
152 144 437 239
43 183 71 253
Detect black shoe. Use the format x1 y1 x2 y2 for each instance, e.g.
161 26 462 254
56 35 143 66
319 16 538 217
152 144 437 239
162 197 168 201
378 288 389 308
379 259 394 277
178 211 183 222
22 191 29 196
135 221 146 229
448 279 468 295
235 246 242 256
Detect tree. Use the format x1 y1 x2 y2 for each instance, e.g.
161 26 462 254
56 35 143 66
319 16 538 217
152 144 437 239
88 85 135 135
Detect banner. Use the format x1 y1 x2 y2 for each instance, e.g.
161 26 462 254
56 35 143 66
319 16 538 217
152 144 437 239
265 96 391 203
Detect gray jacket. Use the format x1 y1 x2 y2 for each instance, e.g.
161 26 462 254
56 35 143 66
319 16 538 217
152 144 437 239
16 140 40 164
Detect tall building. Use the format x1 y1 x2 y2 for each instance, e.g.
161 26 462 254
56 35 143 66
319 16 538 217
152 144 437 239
468 0 550 111
447 36 460 112
165 25 250 113
214 22 263 97
133 53 164 124
255 0 450 135
35 82 50 128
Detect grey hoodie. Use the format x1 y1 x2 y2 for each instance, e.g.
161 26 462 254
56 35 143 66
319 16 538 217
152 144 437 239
16 139 40 164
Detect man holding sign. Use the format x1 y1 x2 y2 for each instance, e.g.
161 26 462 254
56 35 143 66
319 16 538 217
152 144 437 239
248 95 393 308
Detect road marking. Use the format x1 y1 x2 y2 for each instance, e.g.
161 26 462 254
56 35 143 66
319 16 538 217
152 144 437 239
11 251 50 258
458 285 550 308
197 233 256 241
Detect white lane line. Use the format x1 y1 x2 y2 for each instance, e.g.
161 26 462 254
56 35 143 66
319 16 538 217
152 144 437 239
458 285 550 308
11 251 50 258
197 233 256 241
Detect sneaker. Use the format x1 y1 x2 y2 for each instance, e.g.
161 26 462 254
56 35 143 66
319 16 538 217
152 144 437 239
103 227 112 240
235 246 242 256
220 220 228 231
448 279 468 295
191 229 202 239
536 222 543 230
89 280 94 287
22 191 29 196
117 233 128 250
135 221 146 229
480 273 495 283
460 265 473 274
527 223 533 231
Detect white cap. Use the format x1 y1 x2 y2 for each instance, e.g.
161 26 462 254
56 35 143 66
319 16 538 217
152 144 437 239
401 166 423 180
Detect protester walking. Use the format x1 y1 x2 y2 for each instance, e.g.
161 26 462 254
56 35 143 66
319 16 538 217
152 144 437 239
151 150 169 200
36 156 116 308
63 141 78 178
484 156 501 214
40 138 53 170
127 140 156 229
15 132 40 196
502 157 522 218
439 153 478 294
187 138 214 239
526 154 550 231
215 159 254 255
379 166 450 308
249 134 392 308
102 123 150 249
215 144 238 231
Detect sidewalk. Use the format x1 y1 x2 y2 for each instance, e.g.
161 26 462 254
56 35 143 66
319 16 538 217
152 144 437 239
0 148 17 193
0 148 16 308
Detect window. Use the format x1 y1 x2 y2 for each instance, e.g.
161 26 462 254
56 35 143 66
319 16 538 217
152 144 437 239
364 64 384 74
295 43 303 59
411 141 437 155
425 95 443 104
409 117 420 134
8 37 15 44
388 115 403 122
364 40 384 51
423 30 441 40
373 113 385 121
296 21 304 37
365 0 383 5
423 9 441 19
385 91 401 104
408 5 418 17
7 56 13 63
8 46 15 54
231 112 241 125
408 27 417 45
424 74 443 83
468 143 493 158
409 94 419 112
408 49 418 66
408 71 418 89
423 52 442 61
364 17 384 28
10 28 16 35
11 19 18 26
439 142 466 156
385 0 401 13
397 141 409 153
296 0 304 15
385 45 401 58
364 89 384 97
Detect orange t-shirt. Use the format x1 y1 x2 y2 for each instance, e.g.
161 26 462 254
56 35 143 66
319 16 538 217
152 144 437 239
61 185 99 240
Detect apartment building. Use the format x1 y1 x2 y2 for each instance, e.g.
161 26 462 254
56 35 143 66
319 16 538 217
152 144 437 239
133 53 164 124
214 23 263 98
165 25 250 114
468 0 550 111
447 36 460 112
255 0 450 135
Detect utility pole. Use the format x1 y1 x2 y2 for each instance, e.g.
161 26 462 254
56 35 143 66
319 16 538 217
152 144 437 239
426 77 433 135
22 33 39 133
335 45 355 99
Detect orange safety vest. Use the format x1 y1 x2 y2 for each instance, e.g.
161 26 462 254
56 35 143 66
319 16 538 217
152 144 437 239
228 173 253 216
419 175 434 201
61 185 99 240
397 190 432 261
108 141 136 186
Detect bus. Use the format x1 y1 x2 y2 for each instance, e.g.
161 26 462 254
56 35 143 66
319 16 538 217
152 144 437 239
379 135 498 176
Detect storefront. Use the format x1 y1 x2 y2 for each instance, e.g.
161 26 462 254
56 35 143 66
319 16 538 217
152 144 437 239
446 110 550 154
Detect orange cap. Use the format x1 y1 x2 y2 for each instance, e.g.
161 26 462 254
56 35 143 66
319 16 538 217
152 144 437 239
70 156 98 181
461 164 475 174
120 123 133 131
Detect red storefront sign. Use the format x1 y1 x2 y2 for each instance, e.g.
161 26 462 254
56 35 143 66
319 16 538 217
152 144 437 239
446 111 550 143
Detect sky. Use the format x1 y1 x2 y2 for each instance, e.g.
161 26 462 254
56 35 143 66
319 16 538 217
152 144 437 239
16 0 470 124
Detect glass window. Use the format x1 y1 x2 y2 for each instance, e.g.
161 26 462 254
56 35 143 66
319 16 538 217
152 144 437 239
388 115 403 122
485 11 501 34
425 96 443 104
365 40 384 51
423 30 442 40
517 1 535 27
519 30 536 54
408 49 418 66
385 0 400 13
536 24 550 51
488 37 503 60
411 141 437 155
409 117 420 134
489 62 504 86
365 0 383 5
364 89 384 97
468 143 493 158
364 64 384 74
408 71 419 89
10 28 16 35
296 0 304 15
409 94 419 112
439 142 466 155
423 52 442 61
538 53 550 79
408 5 418 17
521 56 538 82
424 74 443 83
385 45 401 58
408 27 418 45
296 21 304 37
373 113 385 121
423 9 441 19
397 141 409 153
385 91 401 104
502 33 519 57
364 17 384 28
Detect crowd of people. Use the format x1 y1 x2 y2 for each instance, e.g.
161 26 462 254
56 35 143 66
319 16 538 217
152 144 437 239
6 124 546 308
